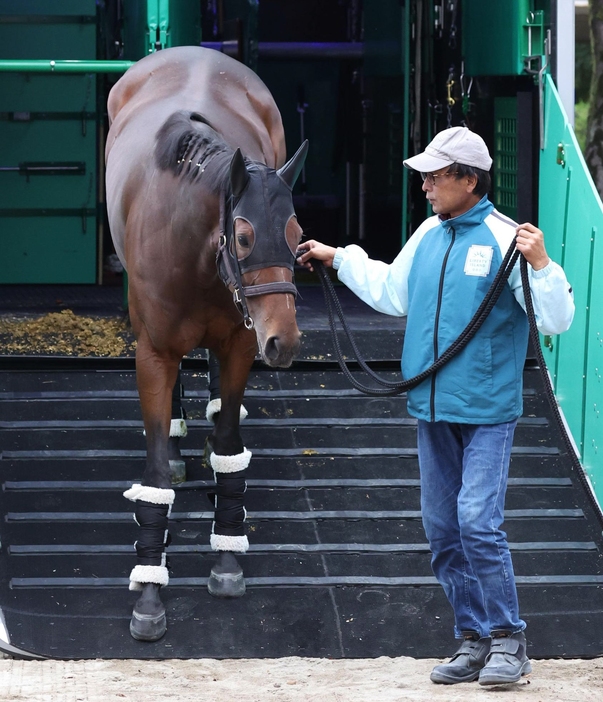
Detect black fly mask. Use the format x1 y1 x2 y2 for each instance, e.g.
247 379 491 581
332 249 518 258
217 141 308 329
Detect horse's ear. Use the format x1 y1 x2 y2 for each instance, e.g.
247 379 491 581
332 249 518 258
230 148 250 197
277 140 309 190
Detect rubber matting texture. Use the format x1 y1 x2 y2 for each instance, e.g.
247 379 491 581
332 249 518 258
0 283 404 362
0 356 602 660
0 284 124 314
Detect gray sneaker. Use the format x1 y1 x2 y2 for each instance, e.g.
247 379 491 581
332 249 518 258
430 632 491 684
478 630 532 685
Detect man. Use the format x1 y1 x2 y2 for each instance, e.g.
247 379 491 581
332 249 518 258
296 126 574 685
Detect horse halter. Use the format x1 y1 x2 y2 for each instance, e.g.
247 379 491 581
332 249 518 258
217 142 308 329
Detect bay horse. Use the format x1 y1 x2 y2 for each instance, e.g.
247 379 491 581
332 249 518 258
105 46 307 641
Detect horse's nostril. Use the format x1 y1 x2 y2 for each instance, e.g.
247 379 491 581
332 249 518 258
263 333 300 366
264 335 281 361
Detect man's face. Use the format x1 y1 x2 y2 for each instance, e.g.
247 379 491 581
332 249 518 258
421 166 480 219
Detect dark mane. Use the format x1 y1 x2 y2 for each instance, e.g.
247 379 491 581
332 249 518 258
154 111 231 190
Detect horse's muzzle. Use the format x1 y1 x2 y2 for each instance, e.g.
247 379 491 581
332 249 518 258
261 332 301 368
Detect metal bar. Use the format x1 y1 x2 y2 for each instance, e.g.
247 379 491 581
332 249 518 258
401 2 411 245
10 540 596 555
0 415 549 429
5 508 585 522
0 15 95 24
11 574 603 588
2 477 572 491
0 385 537 401
0 46 361 74
0 162 86 176
201 41 363 60
0 445 560 460
0 112 96 121
0 60 134 73
0 209 96 217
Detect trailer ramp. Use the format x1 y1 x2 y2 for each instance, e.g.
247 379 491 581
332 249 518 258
0 348 602 659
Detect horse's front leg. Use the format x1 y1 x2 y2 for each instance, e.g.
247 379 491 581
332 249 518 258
124 332 181 641
167 364 187 484
207 346 254 598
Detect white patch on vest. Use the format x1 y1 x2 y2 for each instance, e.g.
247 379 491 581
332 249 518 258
464 245 493 277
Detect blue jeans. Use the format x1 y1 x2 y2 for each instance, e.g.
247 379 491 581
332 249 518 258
417 419 526 639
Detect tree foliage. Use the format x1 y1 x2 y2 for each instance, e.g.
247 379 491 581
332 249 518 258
585 0 603 194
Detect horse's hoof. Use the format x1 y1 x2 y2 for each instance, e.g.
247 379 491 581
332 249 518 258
208 568 246 598
130 607 167 641
208 551 246 598
169 458 186 484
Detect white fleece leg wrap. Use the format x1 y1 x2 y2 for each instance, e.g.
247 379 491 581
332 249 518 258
210 448 251 553
142 418 187 438
124 484 175 590
205 398 248 424
210 448 252 473
123 483 175 506
129 563 170 591
210 532 249 552
169 418 188 437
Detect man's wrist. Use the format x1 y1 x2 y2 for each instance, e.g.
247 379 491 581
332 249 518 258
531 257 550 271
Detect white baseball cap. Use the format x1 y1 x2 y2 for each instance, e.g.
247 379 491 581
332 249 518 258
403 126 492 172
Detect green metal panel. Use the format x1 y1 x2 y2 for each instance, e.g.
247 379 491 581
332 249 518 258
538 74 603 510
0 0 98 283
0 119 95 208
463 0 541 76
124 1 201 59
0 73 96 111
0 214 96 283
0 0 97 59
168 0 201 49
122 0 148 60
494 98 518 221
0 0 94 15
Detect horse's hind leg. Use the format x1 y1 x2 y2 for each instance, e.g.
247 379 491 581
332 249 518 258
205 350 222 424
124 336 180 640
167 365 187 484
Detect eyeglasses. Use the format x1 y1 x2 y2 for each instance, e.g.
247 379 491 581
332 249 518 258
420 171 459 186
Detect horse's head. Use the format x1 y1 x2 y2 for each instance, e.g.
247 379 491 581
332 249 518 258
221 142 309 368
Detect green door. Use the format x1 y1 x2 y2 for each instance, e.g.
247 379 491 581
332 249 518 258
0 0 98 283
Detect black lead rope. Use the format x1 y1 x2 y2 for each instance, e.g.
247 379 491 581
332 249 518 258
520 257 603 530
312 247 603 528
313 237 519 396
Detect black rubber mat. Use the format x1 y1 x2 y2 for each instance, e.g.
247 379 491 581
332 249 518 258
0 284 124 314
0 283 404 361
0 357 602 660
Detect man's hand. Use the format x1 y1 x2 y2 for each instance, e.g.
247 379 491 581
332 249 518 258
515 223 550 271
296 240 338 271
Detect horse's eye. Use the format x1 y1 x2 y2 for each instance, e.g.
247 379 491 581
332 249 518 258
237 235 250 248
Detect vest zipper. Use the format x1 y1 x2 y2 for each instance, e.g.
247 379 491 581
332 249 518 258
430 226 456 421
